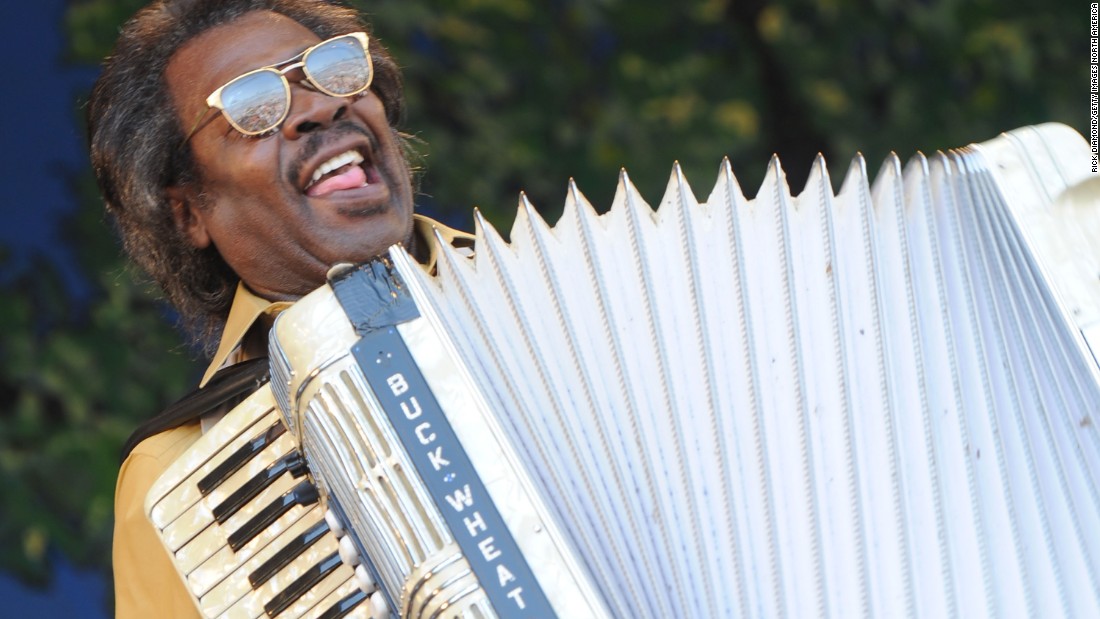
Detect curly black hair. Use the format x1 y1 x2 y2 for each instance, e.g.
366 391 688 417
87 0 407 353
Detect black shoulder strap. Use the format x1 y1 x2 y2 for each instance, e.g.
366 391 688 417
120 357 270 463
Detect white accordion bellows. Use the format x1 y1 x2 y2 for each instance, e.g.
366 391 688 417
149 123 1100 618
377 121 1100 618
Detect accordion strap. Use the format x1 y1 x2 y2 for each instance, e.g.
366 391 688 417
119 357 270 463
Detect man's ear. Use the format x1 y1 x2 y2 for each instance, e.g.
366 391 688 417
167 185 212 249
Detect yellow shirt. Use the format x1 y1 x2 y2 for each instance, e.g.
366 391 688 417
113 216 473 618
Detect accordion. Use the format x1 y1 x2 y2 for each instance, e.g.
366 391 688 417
146 122 1100 618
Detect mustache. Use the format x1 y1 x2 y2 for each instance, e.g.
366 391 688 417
285 121 382 188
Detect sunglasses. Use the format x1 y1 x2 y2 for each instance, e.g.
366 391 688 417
185 32 373 140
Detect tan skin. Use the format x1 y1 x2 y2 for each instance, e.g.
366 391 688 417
166 10 418 302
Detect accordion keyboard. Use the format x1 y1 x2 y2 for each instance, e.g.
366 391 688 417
146 384 387 619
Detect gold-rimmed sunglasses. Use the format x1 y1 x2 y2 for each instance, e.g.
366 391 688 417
185 32 373 140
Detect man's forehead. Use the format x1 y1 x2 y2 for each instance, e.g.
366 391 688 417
167 10 321 110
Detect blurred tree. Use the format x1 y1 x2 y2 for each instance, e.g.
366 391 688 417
359 0 1084 225
0 176 199 587
2 0 1084 610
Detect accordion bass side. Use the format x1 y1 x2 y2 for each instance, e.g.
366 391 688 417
146 123 1100 618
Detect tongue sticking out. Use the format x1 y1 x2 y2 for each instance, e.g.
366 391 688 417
307 165 368 197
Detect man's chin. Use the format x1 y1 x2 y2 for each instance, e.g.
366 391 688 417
318 214 413 265
334 202 390 218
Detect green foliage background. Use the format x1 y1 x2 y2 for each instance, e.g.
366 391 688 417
1 0 1087 611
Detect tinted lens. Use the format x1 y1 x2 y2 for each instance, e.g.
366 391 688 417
305 36 372 96
220 70 288 134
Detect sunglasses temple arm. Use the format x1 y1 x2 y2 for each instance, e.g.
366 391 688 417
184 106 216 143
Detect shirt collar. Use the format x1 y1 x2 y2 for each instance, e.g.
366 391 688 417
199 214 473 386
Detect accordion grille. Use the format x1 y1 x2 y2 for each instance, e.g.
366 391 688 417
268 343 294 433
293 363 494 617
300 366 448 587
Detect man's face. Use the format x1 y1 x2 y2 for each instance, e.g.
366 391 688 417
166 10 415 301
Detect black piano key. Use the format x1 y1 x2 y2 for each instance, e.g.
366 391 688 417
198 421 287 495
213 452 307 524
315 588 369 619
263 551 342 618
228 480 319 552
249 519 330 588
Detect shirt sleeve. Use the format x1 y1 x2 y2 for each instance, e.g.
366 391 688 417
113 432 204 618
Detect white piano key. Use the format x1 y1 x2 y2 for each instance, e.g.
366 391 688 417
148 393 282 529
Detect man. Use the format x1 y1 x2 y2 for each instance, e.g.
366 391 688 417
87 0 472 615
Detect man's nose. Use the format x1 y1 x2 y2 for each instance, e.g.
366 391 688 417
281 86 349 138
